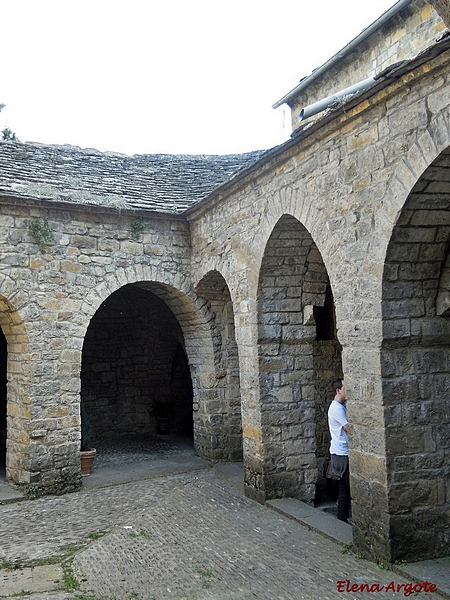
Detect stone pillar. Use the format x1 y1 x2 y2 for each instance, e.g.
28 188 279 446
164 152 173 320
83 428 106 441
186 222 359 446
195 272 243 461
231 290 266 502
192 368 231 461
27 337 82 494
341 328 391 563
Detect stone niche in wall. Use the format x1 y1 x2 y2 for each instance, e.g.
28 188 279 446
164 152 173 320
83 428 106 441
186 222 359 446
81 284 193 441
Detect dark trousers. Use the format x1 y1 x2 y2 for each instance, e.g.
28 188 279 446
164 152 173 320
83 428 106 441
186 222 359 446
337 461 351 521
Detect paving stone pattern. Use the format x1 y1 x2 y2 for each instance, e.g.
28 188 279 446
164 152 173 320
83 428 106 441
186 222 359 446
94 437 186 468
0 468 429 600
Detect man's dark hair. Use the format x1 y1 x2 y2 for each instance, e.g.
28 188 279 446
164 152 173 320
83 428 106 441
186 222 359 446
332 379 343 392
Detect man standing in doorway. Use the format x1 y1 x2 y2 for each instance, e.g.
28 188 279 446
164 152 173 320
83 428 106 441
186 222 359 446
328 379 351 523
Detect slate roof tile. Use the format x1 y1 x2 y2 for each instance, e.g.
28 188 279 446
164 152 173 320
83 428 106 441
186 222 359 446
0 142 266 214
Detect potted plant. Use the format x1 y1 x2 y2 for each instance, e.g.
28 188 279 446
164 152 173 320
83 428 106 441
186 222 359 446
80 403 96 476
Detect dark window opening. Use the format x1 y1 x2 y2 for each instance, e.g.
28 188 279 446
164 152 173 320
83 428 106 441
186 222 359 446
314 284 336 341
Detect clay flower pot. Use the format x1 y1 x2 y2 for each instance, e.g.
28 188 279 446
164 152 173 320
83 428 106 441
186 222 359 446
81 448 97 476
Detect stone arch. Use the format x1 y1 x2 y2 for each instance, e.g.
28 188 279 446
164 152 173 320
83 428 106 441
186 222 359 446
81 284 194 441
256 213 343 503
381 146 450 561
252 185 327 276
195 270 242 460
79 266 226 461
0 289 31 486
377 110 450 241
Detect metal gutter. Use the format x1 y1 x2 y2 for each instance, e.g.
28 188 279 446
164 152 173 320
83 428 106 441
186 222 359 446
272 0 412 109
299 77 375 121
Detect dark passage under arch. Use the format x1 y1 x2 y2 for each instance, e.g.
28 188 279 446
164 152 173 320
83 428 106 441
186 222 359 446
81 284 193 444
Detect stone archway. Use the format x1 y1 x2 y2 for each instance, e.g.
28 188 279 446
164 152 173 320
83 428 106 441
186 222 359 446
382 146 450 561
0 292 31 486
79 275 229 462
81 284 193 442
257 214 342 503
195 270 243 461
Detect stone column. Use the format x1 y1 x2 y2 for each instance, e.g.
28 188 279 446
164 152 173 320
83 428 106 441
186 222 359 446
340 324 391 563
234 291 266 503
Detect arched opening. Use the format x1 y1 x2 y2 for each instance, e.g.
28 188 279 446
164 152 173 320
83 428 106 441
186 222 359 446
382 147 450 561
257 214 342 503
0 293 31 486
195 270 242 461
81 283 194 450
0 329 7 478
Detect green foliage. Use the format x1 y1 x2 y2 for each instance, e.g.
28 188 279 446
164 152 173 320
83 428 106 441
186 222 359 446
81 403 93 451
0 103 17 141
139 529 151 539
341 541 354 554
62 560 80 591
341 541 365 559
27 217 54 246
394 559 408 566
2 126 17 141
24 484 41 500
197 568 213 589
87 529 108 541
131 217 145 239
0 534 106 597
60 539 99 592
0 557 14 569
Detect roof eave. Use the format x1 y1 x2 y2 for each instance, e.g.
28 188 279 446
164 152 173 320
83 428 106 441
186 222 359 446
186 33 450 218
272 0 412 109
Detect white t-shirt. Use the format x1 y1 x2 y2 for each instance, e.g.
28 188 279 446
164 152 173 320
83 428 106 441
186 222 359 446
328 399 349 456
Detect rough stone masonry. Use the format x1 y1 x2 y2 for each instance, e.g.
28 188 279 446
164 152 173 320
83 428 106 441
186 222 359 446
0 0 449 566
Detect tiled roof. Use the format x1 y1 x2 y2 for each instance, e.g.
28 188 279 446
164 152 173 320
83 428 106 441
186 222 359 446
0 142 266 214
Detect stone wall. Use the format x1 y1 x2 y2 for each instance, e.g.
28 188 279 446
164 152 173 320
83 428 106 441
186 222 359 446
0 200 235 493
428 0 450 27
188 42 450 561
0 4 448 565
286 0 446 128
380 148 450 560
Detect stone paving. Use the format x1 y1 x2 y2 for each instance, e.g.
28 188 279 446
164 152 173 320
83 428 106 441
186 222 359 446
0 438 447 600
93 436 188 469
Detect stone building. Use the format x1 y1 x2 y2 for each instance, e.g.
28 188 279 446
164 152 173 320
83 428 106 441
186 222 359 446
0 0 449 564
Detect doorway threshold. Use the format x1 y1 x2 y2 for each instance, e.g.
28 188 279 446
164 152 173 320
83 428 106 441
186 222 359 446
0 476 23 505
266 497 352 546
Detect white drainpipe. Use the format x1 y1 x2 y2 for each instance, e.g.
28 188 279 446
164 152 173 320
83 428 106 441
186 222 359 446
298 77 376 121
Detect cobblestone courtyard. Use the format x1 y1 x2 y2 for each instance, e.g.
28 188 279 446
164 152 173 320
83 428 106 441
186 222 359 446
0 442 446 600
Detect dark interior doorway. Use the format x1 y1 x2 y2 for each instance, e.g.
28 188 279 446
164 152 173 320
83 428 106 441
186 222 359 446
81 284 194 448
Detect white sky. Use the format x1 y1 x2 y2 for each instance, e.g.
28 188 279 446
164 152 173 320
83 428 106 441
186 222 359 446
1 0 398 156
